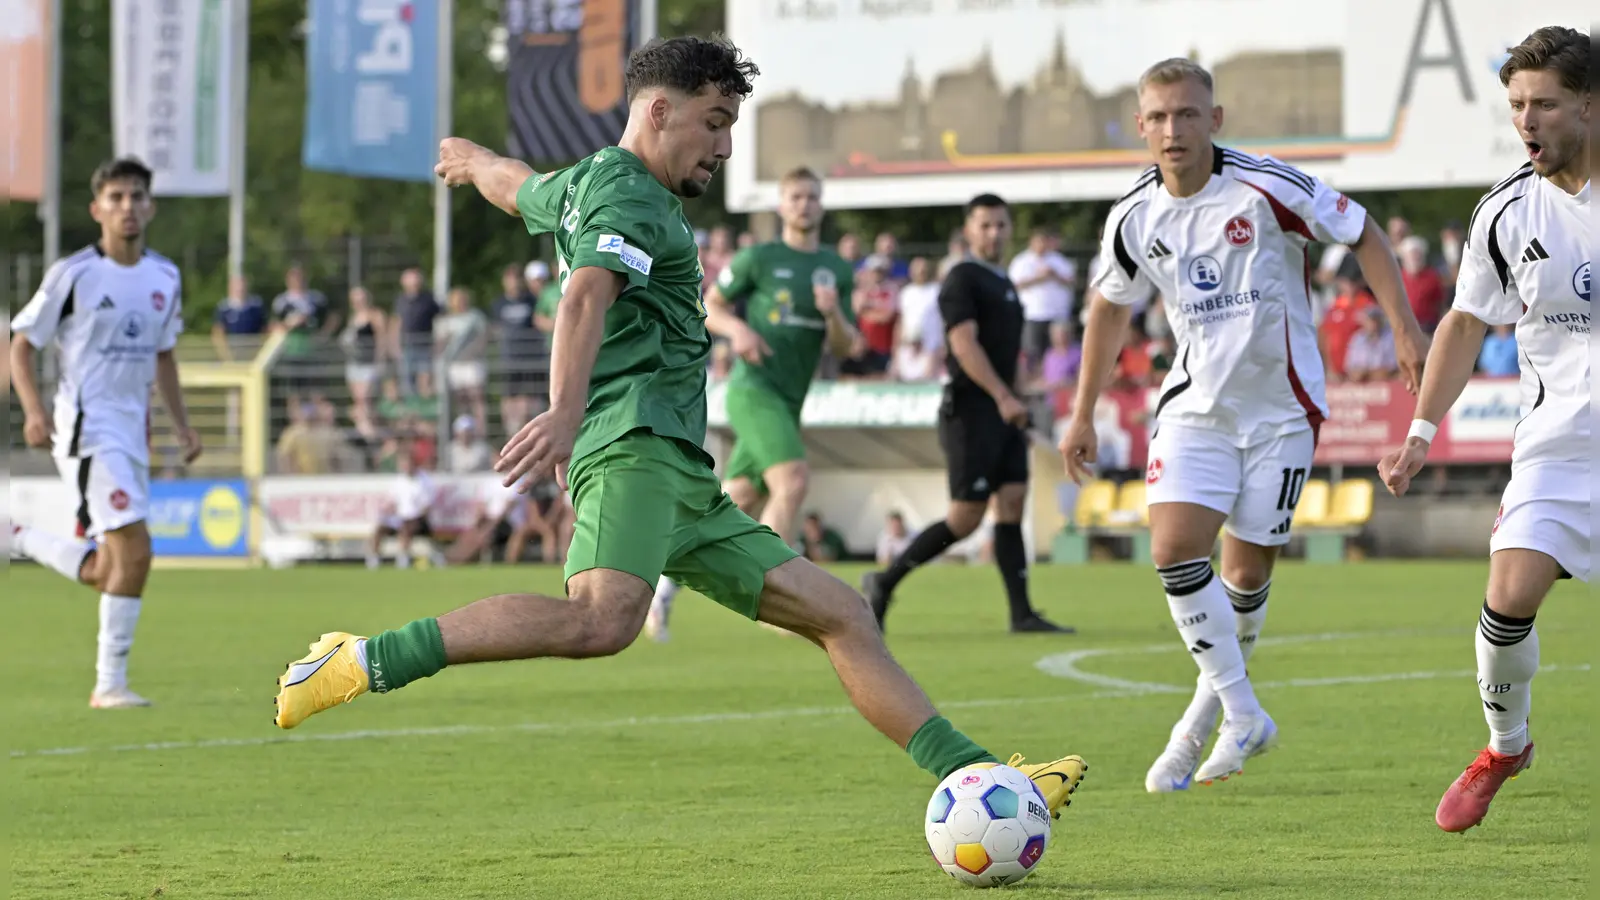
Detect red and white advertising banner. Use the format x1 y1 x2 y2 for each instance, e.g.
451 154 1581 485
258 474 504 538
1051 377 1518 470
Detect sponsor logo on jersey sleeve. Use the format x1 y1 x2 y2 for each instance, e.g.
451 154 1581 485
110 489 130 511
1145 458 1164 485
1225 216 1255 247
151 291 166 311
596 234 653 277
1335 194 1350 215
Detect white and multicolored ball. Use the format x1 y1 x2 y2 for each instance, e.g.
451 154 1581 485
925 762 1052 887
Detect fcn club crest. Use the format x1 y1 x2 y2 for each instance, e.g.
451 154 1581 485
151 291 166 311
1225 217 1255 247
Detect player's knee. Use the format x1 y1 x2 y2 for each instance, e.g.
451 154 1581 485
1219 560 1270 593
993 487 1027 523
945 503 986 539
767 464 810 503
724 478 762 511
565 583 649 658
1150 540 1209 571
1484 581 1547 620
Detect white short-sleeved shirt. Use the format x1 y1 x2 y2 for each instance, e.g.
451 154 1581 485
1092 147 1367 446
393 471 437 521
1007 249 1078 323
10 245 184 464
1452 165 1590 473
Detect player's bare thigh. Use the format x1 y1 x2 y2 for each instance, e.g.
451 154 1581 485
723 476 768 518
1147 502 1228 568
757 557 877 647
761 459 810 502
1486 548 1564 619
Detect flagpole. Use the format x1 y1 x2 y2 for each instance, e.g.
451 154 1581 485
227 0 250 279
227 0 248 277
40 0 62 267
431 0 453 300
637 0 657 47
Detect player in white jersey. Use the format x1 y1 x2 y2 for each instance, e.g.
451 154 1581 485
1059 59 1429 790
9 158 202 709
1376 27 1590 833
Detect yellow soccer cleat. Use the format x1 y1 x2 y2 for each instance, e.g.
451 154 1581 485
274 632 370 729
1008 753 1089 818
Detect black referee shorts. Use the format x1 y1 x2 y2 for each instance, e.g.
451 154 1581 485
937 396 1030 503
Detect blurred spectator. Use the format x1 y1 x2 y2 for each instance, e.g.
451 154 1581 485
339 286 387 431
1478 324 1520 376
271 264 331 408
377 379 433 430
1439 221 1466 285
876 512 911 566
801 512 848 563
447 415 493 473
736 231 757 250
841 254 898 378
1038 321 1081 390
895 257 943 354
1319 264 1377 382
1386 215 1411 248
211 274 265 361
507 479 576 565
873 232 909 281
494 263 544 435
1010 227 1078 372
436 286 490 431
836 232 863 266
709 341 734 382
1311 243 1350 325
393 267 440 398
366 450 443 570
1344 307 1398 382
937 230 967 280
275 399 344 474
446 476 527 565
1113 322 1151 388
700 226 735 286
892 338 937 382
1148 333 1177 383
1399 235 1445 331
526 261 561 334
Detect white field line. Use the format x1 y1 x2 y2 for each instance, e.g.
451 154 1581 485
9 631 1588 760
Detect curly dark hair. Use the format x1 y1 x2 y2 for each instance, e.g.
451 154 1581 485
625 35 759 103
90 157 153 196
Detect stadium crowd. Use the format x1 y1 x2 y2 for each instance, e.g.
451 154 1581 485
240 213 1497 477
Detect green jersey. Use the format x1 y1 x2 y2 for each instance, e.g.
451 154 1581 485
516 147 711 465
718 242 856 407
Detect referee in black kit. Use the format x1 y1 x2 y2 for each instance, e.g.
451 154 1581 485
863 193 1072 634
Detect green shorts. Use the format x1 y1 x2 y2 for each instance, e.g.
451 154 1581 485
723 382 806 495
564 429 800 618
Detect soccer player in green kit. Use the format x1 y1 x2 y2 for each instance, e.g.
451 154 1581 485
272 36 1087 816
647 166 858 641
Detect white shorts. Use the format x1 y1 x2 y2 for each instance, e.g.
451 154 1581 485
1490 462 1590 582
1144 424 1316 547
447 362 487 390
55 451 150 539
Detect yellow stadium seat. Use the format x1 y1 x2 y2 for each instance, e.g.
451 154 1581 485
1073 480 1117 529
1115 481 1149 526
1325 479 1375 528
1293 479 1331 528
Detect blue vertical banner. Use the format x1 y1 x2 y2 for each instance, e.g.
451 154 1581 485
303 0 438 181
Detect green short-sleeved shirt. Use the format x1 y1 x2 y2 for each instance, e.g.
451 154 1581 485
535 282 562 320
719 243 856 408
515 147 712 466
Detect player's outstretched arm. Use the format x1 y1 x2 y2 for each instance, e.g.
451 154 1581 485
155 350 202 463
435 137 535 217
9 335 50 448
1376 309 1487 496
1059 290 1133 483
1349 214 1429 393
496 266 624 491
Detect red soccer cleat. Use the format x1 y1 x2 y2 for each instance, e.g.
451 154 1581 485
1435 743 1534 833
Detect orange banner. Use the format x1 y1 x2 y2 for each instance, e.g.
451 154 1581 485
1 0 49 201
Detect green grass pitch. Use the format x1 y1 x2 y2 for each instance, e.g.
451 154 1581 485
5 561 1591 898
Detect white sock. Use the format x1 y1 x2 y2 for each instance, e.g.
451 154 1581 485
17 525 94 583
653 575 679 606
1171 579 1272 740
1158 559 1261 720
95 593 142 695
1476 602 1538 755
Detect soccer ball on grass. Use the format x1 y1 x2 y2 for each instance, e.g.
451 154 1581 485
925 762 1051 887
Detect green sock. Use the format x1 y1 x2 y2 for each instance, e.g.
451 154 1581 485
906 715 998 780
365 618 447 693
